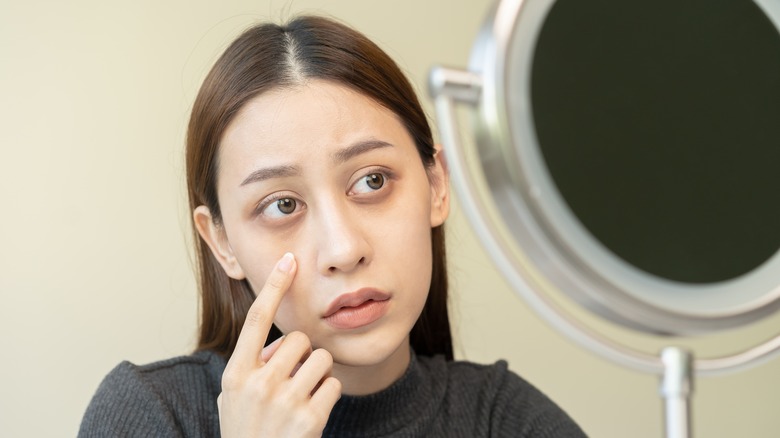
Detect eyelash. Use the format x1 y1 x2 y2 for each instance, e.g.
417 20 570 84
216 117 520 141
255 193 302 219
253 168 394 221
349 167 394 196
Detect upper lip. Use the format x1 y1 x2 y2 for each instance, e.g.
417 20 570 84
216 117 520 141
322 288 391 318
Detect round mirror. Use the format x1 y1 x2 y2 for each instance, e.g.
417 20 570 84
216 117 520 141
436 0 780 335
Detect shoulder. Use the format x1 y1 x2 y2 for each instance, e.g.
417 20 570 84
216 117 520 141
418 356 587 437
78 350 225 438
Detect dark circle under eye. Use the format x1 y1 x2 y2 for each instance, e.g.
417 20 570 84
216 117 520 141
277 198 296 214
365 173 384 190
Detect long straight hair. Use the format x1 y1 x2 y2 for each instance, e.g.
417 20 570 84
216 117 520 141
186 16 452 360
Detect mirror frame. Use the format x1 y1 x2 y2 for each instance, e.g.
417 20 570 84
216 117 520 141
454 0 780 334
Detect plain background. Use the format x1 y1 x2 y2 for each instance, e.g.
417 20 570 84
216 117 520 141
2 0 780 436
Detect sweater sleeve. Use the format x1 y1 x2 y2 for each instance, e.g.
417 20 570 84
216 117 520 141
490 362 587 438
78 362 184 438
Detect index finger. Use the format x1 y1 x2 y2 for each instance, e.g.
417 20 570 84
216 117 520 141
231 252 296 367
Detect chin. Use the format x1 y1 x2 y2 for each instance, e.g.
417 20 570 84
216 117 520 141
320 329 411 368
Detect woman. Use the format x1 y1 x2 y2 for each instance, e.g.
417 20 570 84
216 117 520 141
79 15 585 437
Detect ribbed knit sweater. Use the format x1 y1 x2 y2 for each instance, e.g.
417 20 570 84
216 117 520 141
79 350 586 437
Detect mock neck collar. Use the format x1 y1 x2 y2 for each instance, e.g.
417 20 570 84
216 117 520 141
323 352 447 437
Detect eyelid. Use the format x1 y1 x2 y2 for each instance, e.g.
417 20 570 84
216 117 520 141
254 192 303 219
348 167 395 195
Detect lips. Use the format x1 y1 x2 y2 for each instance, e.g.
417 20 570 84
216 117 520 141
323 288 391 329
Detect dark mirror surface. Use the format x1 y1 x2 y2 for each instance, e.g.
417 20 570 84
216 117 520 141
530 0 780 283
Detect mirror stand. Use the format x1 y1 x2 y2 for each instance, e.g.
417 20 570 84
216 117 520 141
660 347 693 438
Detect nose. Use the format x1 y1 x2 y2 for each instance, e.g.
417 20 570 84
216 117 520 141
313 201 373 275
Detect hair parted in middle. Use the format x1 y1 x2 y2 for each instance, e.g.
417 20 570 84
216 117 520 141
186 15 453 361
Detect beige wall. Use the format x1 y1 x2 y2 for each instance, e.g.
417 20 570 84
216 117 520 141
2 0 779 436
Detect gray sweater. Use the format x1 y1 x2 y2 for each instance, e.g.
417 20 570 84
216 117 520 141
79 350 586 437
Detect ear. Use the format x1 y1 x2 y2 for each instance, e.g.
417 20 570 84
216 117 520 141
193 205 246 280
429 144 450 227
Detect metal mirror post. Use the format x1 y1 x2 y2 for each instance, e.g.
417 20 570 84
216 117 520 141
429 1 780 437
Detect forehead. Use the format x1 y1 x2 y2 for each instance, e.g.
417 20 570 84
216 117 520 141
217 81 416 181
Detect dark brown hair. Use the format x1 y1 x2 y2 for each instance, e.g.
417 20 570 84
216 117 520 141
186 16 452 360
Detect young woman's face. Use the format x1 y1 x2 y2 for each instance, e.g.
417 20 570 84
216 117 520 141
198 80 449 368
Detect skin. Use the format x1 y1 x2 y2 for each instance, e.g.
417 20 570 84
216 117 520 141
194 80 449 436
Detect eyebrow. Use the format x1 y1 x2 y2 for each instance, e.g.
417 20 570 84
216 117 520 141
332 139 394 164
240 165 300 186
239 140 394 187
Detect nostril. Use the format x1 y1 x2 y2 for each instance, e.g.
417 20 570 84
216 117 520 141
327 256 366 273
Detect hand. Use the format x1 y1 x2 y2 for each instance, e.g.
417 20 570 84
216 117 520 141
217 252 342 438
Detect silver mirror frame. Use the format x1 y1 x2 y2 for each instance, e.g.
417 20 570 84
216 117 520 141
431 0 780 336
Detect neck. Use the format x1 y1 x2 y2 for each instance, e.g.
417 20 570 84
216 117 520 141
331 341 411 396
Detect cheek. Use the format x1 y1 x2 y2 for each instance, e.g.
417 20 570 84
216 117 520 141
382 189 433 258
380 199 435 290
229 225 300 294
242 262 276 297
272 291 312 335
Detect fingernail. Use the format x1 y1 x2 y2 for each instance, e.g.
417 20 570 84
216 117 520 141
261 335 285 362
277 252 294 273
263 335 284 351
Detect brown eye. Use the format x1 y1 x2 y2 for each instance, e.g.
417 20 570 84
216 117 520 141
276 198 296 214
365 173 384 190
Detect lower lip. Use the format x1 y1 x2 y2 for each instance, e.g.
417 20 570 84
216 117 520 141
324 299 390 330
